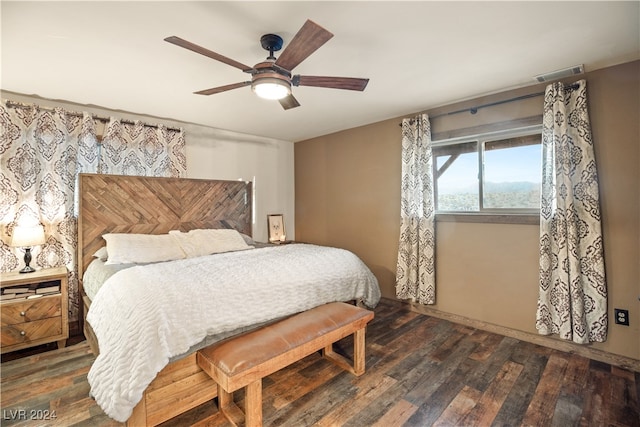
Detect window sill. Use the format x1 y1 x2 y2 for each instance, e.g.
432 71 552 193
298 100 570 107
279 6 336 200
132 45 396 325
435 213 539 225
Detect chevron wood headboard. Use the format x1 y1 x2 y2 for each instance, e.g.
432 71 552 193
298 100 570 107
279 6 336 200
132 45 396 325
77 173 252 281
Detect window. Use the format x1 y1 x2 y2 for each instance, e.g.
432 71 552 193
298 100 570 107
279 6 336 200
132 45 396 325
433 126 542 215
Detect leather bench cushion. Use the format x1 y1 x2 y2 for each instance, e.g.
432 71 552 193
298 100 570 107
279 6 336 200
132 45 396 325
199 302 373 376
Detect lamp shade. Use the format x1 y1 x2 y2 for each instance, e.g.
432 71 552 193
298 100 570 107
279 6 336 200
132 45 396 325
252 77 291 100
11 225 46 247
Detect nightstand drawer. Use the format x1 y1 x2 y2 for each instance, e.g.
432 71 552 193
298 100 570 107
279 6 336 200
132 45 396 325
1 317 62 346
1 296 62 325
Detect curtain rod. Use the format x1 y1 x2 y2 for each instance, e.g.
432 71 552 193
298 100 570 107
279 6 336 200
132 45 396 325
4 100 182 132
401 82 580 125
430 91 544 119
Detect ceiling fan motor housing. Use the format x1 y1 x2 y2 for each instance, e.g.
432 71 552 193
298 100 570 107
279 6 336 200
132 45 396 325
260 34 284 59
253 61 291 81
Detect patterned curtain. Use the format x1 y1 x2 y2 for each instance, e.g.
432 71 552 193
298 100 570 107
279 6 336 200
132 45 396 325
0 101 99 320
395 114 436 304
537 80 608 343
1 102 188 322
99 118 186 177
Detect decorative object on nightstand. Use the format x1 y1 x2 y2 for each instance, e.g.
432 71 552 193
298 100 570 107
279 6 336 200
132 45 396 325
0 266 69 354
11 224 46 274
267 214 287 243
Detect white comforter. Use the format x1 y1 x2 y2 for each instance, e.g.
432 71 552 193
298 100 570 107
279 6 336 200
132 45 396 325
86 244 380 422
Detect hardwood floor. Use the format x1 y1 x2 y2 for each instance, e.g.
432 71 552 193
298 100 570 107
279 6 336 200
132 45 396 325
1 299 638 426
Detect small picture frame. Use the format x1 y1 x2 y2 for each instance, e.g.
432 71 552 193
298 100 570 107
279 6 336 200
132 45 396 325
267 214 286 243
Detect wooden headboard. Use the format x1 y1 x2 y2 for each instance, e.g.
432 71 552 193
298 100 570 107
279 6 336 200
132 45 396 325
77 173 252 281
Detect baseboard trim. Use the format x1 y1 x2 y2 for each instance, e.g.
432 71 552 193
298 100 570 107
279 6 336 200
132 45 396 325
385 298 640 372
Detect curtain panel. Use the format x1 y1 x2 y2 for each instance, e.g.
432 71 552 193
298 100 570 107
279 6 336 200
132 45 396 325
395 113 436 305
99 118 186 177
1 101 188 321
0 102 99 319
537 80 608 343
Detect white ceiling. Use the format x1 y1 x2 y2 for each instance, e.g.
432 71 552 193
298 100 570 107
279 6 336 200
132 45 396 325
2 1 639 142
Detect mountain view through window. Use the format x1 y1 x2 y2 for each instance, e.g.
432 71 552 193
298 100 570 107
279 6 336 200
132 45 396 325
434 131 542 212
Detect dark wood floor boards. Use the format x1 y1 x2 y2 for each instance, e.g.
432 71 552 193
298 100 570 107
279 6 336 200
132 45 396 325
1 344 95 425
403 339 479 425
0 346 109 427
318 374 397 426
1 298 638 426
522 353 569 426
490 345 549 427
349 318 453 426
549 353 590 427
405 351 479 426
612 366 640 427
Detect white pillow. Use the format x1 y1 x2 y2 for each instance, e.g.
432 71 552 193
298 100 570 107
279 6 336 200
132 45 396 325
93 247 108 262
240 233 255 246
169 229 252 258
103 233 186 265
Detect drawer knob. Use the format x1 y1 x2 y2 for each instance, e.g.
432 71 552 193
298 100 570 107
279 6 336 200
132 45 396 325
20 331 26 336
20 311 26 316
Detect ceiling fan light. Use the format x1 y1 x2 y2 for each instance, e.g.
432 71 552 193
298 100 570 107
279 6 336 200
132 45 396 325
252 78 291 100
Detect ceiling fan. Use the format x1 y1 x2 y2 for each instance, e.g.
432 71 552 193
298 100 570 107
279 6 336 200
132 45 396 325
165 19 369 110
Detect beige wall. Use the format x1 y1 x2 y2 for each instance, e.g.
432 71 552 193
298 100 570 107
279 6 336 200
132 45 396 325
295 61 640 361
1 91 295 242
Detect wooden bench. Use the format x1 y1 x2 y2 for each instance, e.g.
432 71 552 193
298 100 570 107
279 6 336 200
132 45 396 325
196 302 375 427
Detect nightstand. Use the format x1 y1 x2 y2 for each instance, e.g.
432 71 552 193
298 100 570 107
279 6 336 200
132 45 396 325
1 266 69 354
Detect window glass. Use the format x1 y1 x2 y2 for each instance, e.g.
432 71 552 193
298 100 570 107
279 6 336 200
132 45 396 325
434 142 478 211
433 128 541 214
483 137 541 209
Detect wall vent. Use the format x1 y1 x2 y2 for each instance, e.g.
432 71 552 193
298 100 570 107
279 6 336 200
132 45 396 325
534 64 584 83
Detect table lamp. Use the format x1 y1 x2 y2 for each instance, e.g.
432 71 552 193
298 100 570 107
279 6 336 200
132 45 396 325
11 225 46 273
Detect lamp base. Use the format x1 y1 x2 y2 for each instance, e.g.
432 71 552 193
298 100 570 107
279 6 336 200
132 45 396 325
20 247 35 273
19 265 36 274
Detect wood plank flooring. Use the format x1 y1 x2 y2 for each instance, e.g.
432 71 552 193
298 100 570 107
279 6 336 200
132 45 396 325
1 299 638 426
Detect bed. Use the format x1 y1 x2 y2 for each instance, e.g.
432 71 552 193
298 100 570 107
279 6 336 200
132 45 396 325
77 173 380 426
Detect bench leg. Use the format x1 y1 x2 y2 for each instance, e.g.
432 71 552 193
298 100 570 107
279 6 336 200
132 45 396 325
218 383 233 409
245 379 262 427
321 327 367 376
353 327 366 376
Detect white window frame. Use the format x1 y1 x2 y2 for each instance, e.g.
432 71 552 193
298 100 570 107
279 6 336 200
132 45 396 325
433 125 543 216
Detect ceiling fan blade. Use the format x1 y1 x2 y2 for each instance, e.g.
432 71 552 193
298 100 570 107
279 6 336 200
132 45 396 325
165 36 254 73
274 20 333 71
194 81 251 96
294 75 369 91
279 94 301 110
